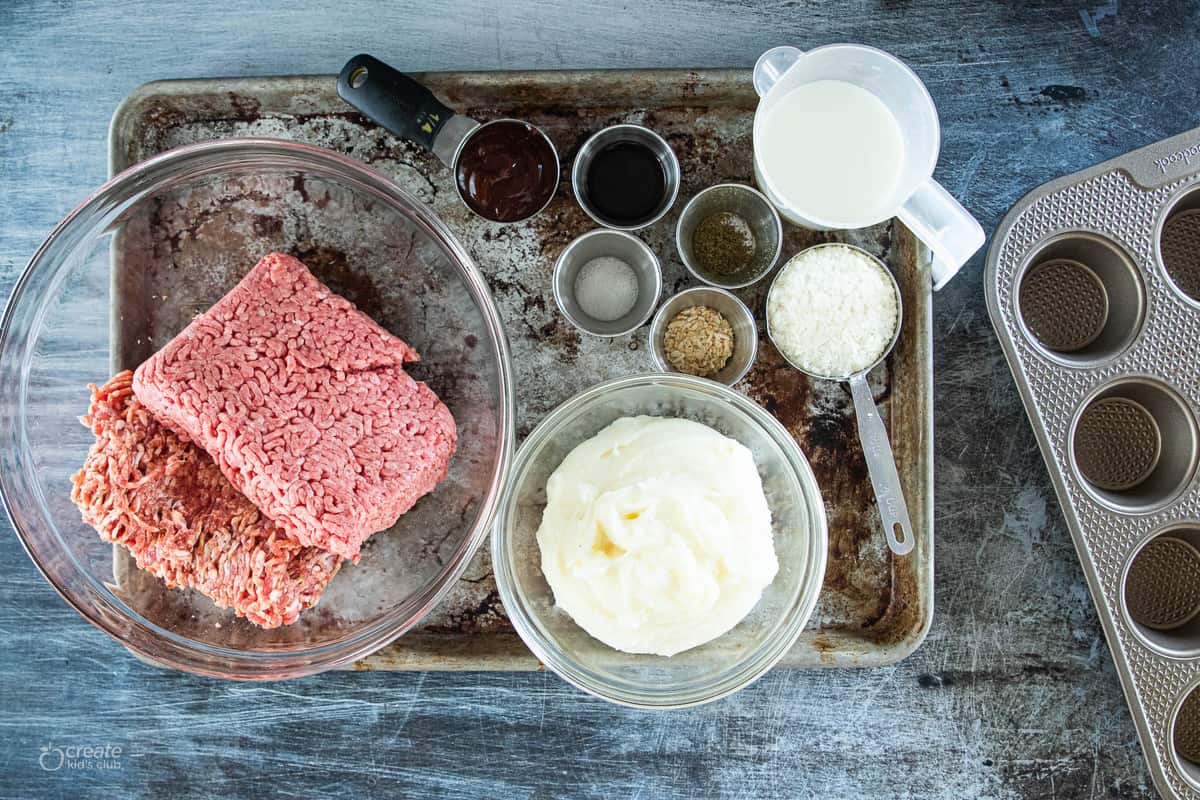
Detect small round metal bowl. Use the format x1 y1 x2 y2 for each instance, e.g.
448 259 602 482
649 287 758 386
450 118 560 224
553 229 662 337
571 124 681 231
676 184 782 289
491 374 828 709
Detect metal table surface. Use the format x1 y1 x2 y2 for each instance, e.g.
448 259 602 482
0 1 1195 797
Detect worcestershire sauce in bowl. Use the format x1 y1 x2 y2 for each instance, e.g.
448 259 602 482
454 120 559 223
584 142 668 227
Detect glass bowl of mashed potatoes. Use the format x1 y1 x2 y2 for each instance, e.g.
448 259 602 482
492 373 827 708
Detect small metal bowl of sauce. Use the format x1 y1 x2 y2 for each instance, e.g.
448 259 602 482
338 54 559 224
571 124 680 231
453 119 559 223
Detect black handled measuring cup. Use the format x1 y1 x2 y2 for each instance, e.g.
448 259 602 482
337 54 559 223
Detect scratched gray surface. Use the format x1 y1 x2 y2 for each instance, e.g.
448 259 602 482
0 0 1194 798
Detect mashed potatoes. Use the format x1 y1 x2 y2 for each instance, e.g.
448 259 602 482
536 416 777 656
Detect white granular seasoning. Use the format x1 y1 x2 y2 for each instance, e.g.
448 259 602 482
574 256 639 322
767 245 899 378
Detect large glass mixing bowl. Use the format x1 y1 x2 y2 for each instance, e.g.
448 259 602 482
0 139 514 679
492 374 828 708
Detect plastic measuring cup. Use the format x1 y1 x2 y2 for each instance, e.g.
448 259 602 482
752 44 985 291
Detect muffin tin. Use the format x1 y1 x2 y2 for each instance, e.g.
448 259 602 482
986 125 1200 800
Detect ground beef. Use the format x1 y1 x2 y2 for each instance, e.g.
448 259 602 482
132 252 457 560
71 372 342 629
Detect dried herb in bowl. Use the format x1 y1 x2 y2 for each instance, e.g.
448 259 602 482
692 212 757 276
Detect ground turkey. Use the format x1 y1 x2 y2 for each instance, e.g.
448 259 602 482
71 372 342 628
132 252 457 561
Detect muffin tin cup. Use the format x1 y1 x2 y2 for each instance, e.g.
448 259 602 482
1173 679 1200 790
1067 378 1198 513
1122 525 1200 658
986 124 1200 799
1014 232 1146 366
1157 187 1200 307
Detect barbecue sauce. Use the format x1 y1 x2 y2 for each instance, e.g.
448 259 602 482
454 121 558 223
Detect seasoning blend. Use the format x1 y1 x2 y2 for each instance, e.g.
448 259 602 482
663 306 735 378
675 184 783 289
692 212 757 276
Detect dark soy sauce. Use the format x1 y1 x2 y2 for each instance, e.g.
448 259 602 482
584 142 667 226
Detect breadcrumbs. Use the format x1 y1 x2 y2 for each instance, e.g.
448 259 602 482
766 245 898 378
663 306 734 377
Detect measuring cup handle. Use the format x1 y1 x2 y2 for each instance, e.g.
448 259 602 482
338 54 458 157
753 46 804 97
897 178 986 291
849 374 915 556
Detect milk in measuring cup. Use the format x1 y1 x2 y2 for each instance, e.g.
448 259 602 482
756 80 905 225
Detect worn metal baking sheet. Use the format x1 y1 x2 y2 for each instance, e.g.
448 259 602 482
108 69 933 670
985 125 1200 800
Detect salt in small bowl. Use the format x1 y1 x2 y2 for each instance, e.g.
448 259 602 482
553 229 662 337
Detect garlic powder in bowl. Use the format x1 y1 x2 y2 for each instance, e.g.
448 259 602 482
766 244 899 378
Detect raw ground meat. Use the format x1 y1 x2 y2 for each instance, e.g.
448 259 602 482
132 252 457 560
71 372 342 629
